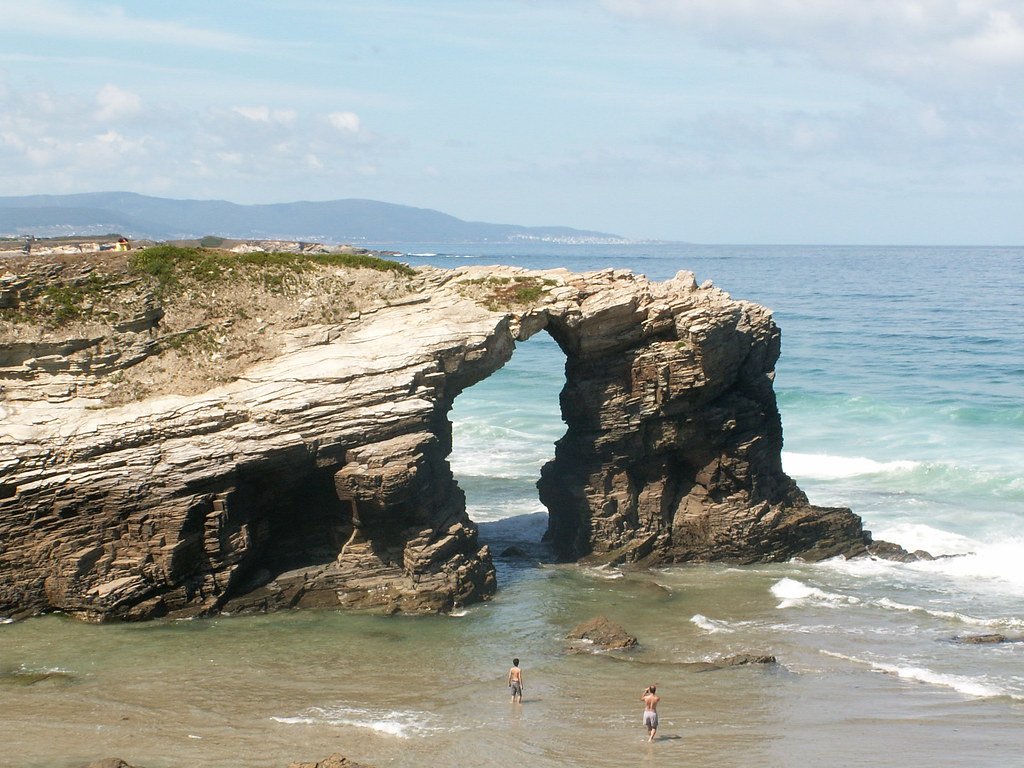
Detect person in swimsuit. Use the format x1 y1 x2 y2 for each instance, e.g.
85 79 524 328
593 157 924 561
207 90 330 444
507 658 524 703
641 684 660 742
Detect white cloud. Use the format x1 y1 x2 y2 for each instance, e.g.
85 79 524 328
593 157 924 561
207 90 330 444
0 77 387 199
674 100 1020 165
951 10 1024 66
599 0 1024 182
233 106 272 122
95 84 142 122
273 108 298 125
231 106 299 125
328 111 362 133
916 105 948 139
217 151 245 165
601 0 1024 89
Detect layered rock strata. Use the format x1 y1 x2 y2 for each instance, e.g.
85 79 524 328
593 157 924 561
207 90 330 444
536 269 866 565
0 262 870 621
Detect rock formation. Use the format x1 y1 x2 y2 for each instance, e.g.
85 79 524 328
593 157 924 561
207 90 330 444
566 615 639 651
536 269 867 566
288 755 373 768
76 755 373 768
0 255 871 621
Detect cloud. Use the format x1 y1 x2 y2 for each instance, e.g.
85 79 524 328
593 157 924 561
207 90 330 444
598 0 1024 186
951 10 1024 66
0 74 386 200
328 111 362 133
95 84 142 122
543 91 1023 199
231 106 298 124
601 0 1024 91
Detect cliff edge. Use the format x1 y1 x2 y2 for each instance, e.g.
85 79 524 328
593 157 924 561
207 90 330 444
0 246 870 621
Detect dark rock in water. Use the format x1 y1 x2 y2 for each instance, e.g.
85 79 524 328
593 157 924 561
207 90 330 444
567 615 638 650
500 545 529 558
862 540 935 562
0 667 75 687
288 754 373 768
718 653 776 666
680 653 777 672
79 760 137 768
956 634 1006 644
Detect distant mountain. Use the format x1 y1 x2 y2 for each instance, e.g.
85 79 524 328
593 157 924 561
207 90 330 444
0 192 626 244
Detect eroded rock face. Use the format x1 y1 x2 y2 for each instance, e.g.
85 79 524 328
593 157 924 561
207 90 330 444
566 615 639 651
0 263 870 621
535 269 868 566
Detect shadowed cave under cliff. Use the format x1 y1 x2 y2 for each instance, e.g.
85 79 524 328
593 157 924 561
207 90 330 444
219 332 568 605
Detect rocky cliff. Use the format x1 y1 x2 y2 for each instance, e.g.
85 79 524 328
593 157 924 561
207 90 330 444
0 248 871 621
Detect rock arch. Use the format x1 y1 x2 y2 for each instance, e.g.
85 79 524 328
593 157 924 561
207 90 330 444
0 264 869 621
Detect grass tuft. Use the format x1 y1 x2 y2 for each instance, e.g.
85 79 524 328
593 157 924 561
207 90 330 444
128 246 414 291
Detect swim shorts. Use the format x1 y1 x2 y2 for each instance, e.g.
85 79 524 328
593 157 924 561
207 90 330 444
510 681 522 697
643 710 658 729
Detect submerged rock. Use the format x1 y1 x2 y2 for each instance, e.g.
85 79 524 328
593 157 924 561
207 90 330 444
955 634 1008 644
862 540 935 562
0 667 75 687
288 755 373 768
567 615 639 650
679 654 777 673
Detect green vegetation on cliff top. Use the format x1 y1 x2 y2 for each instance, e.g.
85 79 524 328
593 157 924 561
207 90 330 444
129 244 415 291
2 245 415 328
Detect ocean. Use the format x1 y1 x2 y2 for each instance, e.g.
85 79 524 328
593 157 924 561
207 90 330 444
2 244 1022 767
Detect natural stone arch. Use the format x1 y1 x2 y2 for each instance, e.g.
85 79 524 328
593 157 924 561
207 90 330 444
511 267 864 567
0 263 870 621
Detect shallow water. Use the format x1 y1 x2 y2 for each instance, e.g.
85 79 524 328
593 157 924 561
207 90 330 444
3 244 1023 767
3 560 1022 768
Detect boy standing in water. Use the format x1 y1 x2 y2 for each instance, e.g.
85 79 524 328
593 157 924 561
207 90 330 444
507 658 524 703
641 684 660 742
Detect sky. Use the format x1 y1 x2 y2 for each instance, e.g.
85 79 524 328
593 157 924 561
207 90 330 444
1 1 1022 244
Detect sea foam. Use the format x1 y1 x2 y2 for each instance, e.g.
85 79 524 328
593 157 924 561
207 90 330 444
272 705 444 738
580 564 624 580
690 614 736 633
771 577 861 609
908 539 1024 590
822 651 1019 700
782 451 919 480
816 533 1024 595
873 598 1024 630
868 522 977 557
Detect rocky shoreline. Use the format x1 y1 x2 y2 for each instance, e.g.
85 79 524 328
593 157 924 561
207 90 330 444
1 242 896 622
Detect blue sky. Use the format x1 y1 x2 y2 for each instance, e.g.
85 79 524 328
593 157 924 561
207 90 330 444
1 0 1022 243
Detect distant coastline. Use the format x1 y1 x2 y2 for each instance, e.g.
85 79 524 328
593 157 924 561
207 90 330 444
0 191 628 245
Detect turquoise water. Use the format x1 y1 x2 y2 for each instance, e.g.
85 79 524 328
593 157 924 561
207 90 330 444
2 244 1022 767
